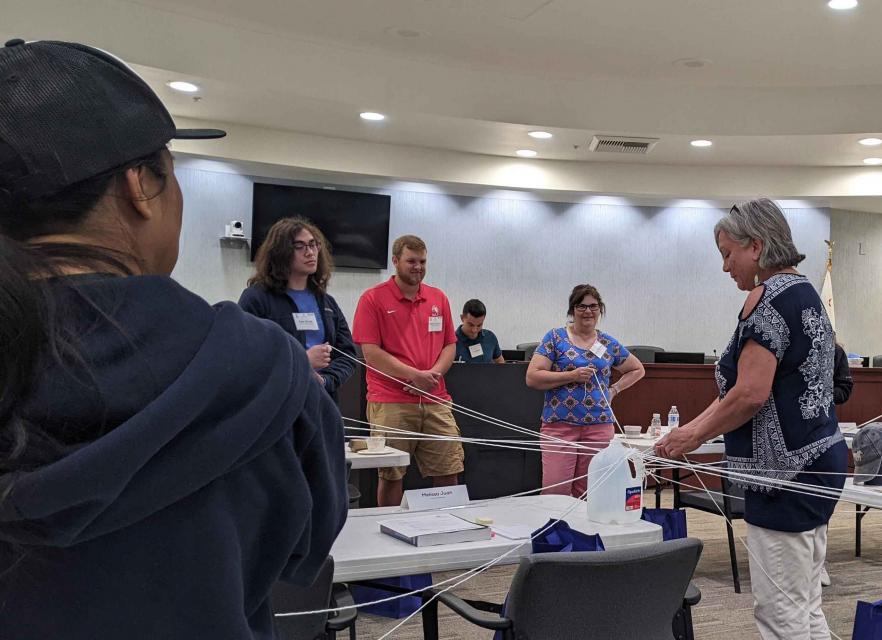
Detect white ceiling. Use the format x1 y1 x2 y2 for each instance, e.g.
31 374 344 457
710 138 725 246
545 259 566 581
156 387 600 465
6 0 882 200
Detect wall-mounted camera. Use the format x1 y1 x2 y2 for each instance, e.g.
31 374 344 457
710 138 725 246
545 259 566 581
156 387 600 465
225 220 245 238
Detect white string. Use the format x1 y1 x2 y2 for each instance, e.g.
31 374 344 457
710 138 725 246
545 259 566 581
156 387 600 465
373 453 627 639
677 454 845 640
343 418 611 457
276 450 625 619
323 349 874 636
330 346 602 452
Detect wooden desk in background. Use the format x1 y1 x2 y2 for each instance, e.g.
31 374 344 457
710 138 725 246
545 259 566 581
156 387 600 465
340 362 882 505
612 364 882 426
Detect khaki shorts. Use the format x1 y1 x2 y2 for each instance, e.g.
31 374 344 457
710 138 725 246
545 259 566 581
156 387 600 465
368 401 464 481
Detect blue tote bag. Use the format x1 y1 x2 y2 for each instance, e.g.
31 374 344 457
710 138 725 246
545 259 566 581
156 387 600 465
531 518 606 553
641 508 688 541
854 599 882 640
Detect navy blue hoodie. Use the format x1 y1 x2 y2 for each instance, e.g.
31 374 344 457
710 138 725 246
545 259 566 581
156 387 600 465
0 275 347 639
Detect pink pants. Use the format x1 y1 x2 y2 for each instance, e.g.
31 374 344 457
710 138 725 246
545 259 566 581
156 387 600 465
540 422 615 498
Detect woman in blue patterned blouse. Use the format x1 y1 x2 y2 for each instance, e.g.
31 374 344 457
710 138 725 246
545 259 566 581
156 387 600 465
656 198 846 640
526 284 645 498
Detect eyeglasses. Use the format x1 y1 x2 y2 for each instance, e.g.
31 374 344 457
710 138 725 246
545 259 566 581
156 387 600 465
293 240 321 253
574 303 600 313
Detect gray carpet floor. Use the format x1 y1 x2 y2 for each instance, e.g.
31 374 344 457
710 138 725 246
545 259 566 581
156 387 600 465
351 498 882 639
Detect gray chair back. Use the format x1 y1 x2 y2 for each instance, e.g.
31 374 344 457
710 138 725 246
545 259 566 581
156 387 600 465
504 538 703 640
271 556 334 640
625 345 665 363
516 342 540 359
873 355 882 368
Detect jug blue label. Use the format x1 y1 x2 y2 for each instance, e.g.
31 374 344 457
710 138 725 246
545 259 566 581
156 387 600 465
625 486 641 511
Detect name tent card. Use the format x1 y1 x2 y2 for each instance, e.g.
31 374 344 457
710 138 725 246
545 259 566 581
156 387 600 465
401 485 470 510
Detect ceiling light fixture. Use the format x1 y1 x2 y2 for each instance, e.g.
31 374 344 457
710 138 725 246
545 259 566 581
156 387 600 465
359 112 386 121
673 58 712 69
827 0 858 9
528 131 553 139
858 138 882 146
167 81 199 93
863 157 882 165
690 139 713 148
516 149 538 158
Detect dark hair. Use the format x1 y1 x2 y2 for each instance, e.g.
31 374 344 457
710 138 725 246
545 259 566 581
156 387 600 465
462 299 487 318
248 217 334 296
392 234 427 258
0 148 168 478
567 283 605 316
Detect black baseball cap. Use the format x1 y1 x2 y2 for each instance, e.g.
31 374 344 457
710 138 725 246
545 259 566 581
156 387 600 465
0 38 226 200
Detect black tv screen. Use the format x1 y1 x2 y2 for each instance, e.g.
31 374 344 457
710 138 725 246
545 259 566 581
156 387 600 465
251 183 391 268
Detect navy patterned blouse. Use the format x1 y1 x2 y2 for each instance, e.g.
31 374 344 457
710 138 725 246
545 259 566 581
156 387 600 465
716 273 847 532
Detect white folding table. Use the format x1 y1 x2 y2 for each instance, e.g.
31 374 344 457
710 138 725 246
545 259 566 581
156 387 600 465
344 446 410 470
332 494 661 582
843 478 882 557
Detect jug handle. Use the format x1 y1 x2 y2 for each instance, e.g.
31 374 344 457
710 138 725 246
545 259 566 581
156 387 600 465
626 448 646 486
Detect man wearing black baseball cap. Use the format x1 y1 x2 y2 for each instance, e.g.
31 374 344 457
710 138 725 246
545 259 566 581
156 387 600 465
0 40 347 640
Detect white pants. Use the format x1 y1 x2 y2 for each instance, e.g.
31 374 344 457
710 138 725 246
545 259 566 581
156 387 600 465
746 523 830 640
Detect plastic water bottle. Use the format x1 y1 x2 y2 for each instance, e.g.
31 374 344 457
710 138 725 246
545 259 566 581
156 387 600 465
585 439 645 524
650 413 662 438
668 406 680 430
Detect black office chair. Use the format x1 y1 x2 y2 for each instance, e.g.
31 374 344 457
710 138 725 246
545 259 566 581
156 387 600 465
673 461 745 592
345 461 361 509
272 556 357 640
625 345 665 363
437 538 703 640
516 342 540 359
872 354 882 368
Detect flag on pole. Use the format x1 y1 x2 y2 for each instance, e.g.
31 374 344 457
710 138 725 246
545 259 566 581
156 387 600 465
821 240 836 331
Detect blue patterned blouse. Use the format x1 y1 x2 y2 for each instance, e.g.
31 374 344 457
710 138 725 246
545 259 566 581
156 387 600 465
716 272 847 531
535 328 630 426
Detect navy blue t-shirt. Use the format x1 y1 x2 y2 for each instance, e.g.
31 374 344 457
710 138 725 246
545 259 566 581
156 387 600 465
455 326 502 363
716 273 846 532
287 288 326 348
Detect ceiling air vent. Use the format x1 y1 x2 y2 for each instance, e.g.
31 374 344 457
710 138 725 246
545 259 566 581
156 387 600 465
588 135 659 154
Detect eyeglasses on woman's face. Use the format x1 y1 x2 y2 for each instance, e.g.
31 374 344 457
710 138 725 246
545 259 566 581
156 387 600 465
574 303 600 313
293 240 321 253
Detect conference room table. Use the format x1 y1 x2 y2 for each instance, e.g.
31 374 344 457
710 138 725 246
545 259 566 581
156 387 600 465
331 494 662 639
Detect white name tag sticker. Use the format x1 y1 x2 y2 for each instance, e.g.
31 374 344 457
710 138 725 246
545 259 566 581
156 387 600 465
590 341 607 358
401 485 470 510
428 316 443 332
468 343 484 358
293 312 319 331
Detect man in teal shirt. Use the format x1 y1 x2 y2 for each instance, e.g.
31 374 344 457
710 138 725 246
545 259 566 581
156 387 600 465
455 299 505 363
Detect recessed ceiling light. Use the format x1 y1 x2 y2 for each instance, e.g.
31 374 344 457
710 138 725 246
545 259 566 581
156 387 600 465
167 81 199 93
690 139 713 148
863 157 882 165
673 58 712 69
827 0 858 9
384 26 429 39
859 137 882 146
516 149 538 157
359 112 386 121
528 131 553 139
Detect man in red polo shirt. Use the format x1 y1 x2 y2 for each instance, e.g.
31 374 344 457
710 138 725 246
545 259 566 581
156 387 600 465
353 234 464 506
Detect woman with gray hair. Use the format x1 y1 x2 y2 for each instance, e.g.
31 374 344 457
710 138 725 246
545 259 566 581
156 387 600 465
656 197 846 640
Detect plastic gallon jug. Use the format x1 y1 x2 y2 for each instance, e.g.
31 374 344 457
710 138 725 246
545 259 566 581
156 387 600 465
585 438 645 524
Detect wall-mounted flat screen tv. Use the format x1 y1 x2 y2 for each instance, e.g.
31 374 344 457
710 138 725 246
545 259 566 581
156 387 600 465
251 183 391 269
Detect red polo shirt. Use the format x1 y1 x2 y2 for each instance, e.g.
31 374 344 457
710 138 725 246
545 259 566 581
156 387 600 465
353 276 456 403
